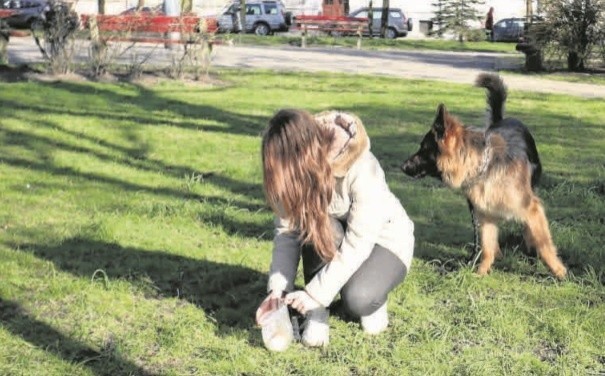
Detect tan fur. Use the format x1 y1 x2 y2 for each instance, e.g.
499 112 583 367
437 111 566 279
436 114 485 189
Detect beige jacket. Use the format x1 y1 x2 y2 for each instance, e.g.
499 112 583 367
267 111 415 307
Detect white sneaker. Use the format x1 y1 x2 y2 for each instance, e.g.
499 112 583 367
361 302 388 335
301 307 329 347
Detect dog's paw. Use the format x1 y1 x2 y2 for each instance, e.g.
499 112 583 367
476 265 491 276
552 265 567 280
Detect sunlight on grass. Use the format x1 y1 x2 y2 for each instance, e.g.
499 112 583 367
0 71 604 375
231 33 519 53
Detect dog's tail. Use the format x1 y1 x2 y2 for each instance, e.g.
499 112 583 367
475 73 507 127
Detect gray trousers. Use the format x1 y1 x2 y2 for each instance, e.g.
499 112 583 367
302 242 407 318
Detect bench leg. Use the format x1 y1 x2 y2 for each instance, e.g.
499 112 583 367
0 19 8 64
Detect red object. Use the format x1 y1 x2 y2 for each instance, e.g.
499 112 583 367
322 0 345 17
295 15 367 22
294 14 368 33
80 14 218 34
0 9 16 18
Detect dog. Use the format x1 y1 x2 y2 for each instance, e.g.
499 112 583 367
401 73 567 279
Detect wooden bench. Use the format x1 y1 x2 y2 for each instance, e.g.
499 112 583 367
80 13 219 46
293 15 369 48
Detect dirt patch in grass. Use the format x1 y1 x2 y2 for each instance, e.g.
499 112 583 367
535 341 566 363
0 64 228 87
0 64 43 82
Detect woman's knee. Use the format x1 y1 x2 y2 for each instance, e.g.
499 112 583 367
340 286 385 318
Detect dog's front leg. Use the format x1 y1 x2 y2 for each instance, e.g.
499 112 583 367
477 216 500 276
467 199 481 260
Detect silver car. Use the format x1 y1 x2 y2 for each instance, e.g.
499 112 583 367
348 7 412 39
218 0 290 36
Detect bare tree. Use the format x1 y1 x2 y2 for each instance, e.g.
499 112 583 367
32 0 80 74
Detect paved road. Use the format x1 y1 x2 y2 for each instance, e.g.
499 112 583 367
6 36 605 98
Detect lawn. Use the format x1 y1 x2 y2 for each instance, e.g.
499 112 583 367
0 69 604 375
228 34 519 53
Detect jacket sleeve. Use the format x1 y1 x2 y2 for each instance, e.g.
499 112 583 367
267 215 301 294
305 155 390 307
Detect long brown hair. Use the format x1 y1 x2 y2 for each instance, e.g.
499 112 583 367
262 109 337 261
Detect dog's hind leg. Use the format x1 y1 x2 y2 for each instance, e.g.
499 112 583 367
477 216 500 276
522 225 538 259
523 197 567 279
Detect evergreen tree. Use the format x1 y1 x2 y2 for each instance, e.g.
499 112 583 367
431 0 447 37
432 0 484 42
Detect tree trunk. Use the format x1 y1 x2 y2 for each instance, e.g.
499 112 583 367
181 0 192 14
567 52 584 71
98 0 105 15
367 0 373 38
239 0 246 33
380 0 389 38
137 0 145 10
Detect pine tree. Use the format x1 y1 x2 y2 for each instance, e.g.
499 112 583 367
431 0 447 37
432 0 484 42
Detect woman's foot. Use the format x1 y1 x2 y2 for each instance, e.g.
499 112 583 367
301 307 329 347
360 302 388 335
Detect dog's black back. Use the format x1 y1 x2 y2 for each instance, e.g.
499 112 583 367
487 118 542 188
478 72 542 188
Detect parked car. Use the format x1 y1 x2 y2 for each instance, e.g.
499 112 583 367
217 0 289 36
348 7 412 39
0 0 47 28
120 4 164 15
492 16 543 42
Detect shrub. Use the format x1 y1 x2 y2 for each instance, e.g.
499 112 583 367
530 0 605 71
31 0 79 74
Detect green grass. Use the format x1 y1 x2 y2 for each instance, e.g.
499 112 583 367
1 69 604 375
227 33 519 53
502 70 605 86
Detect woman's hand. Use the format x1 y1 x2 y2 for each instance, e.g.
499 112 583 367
255 290 283 326
284 290 322 315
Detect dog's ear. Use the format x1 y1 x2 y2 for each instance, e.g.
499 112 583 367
432 103 448 139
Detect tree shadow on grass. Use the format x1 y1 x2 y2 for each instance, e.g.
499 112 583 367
7 236 275 355
8 79 268 138
9 237 267 334
0 298 156 376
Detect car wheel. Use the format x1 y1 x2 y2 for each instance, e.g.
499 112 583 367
254 23 270 36
385 27 397 39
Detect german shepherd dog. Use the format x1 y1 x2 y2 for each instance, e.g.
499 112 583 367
401 73 567 279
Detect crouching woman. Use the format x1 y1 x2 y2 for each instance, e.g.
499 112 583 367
256 109 415 348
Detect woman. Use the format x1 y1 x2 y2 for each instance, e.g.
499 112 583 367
485 7 495 41
256 109 414 348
